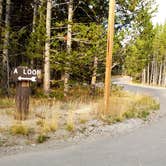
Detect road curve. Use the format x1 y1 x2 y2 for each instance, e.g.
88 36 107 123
1 83 166 166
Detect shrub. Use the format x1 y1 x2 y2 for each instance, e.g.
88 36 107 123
10 123 31 136
37 134 49 143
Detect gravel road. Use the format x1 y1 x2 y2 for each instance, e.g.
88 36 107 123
1 81 166 166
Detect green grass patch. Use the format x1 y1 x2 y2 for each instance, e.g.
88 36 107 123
37 134 49 143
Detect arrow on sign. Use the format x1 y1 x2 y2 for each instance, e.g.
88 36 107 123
18 76 37 82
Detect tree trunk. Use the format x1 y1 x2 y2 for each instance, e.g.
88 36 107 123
64 0 73 97
2 0 11 96
152 58 158 86
158 62 163 86
31 0 38 66
0 0 3 50
32 0 37 33
44 0 52 94
150 61 154 85
141 68 146 84
154 61 158 85
147 63 150 85
0 0 3 22
162 58 166 86
90 56 98 95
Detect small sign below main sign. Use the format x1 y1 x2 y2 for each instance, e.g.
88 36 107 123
11 66 42 82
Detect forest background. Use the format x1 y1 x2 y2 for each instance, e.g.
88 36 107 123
0 0 166 98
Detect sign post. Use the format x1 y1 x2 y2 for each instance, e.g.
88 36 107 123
12 66 41 120
104 0 115 115
15 81 30 120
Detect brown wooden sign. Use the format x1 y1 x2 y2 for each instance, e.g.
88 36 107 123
12 66 42 82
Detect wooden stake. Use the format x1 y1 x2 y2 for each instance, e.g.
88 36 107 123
104 0 115 115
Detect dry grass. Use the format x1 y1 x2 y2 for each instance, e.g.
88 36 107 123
0 98 14 109
0 126 5 132
0 86 160 145
79 113 91 124
36 110 59 134
97 92 159 123
9 122 32 136
66 110 75 132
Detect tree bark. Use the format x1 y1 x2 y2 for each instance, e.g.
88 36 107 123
153 59 158 85
147 63 150 85
152 58 158 86
31 0 38 66
32 0 37 33
162 58 166 86
64 0 73 97
0 0 3 22
158 62 163 86
44 0 52 94
150 61 153 85
154 61 158 85
141 68 146 84
2 0 11 96
0 0 3 50
90 56 98 95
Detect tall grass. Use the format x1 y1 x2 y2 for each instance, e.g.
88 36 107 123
97 92 159 123
0 85 160 145
0 98 14 108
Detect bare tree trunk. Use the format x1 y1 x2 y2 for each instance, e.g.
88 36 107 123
31 0 38 66
147 63 150 85
162 58 166 86
44 0 52 94
155 61 158 85
0 0 3 22
90 56 98 95
158 62 163 86
150 61 154 85
2 0 11 96
141 68 146 84
32 0 37 33
152 59 158 86
0 0 3 48
152 61 155 85
64 0 73 97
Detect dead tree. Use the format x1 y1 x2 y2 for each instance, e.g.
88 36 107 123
64 0 73 97
2 0 11 96
44 0 52 94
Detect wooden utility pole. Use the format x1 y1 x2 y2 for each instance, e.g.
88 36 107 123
44 0 52 94
104 0 115 115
